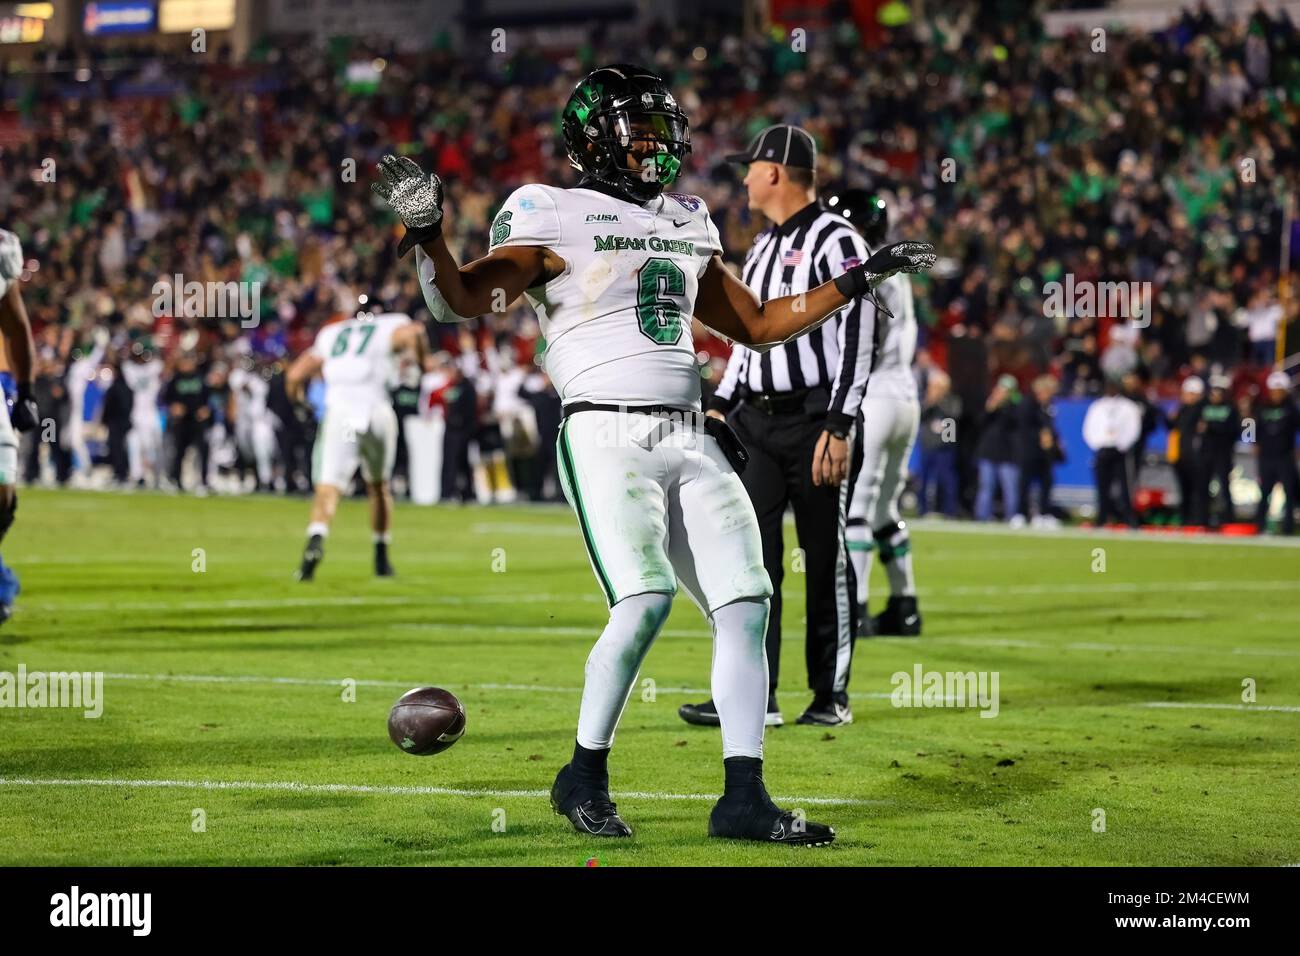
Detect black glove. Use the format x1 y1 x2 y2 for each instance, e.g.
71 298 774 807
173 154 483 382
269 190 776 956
10 382 38 433
834 241 937 319
371 154 444 257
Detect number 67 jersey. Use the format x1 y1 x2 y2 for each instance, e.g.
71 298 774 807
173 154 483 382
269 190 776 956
310 313 409 414
489 184 724 410
308 313 410 488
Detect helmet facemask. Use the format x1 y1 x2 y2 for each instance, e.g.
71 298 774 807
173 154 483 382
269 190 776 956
564 78 691 203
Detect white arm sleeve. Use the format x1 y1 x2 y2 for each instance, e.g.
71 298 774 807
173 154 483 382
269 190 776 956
0 229 23 298
415 247 475 324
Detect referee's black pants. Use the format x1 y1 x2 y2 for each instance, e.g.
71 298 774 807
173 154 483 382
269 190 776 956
1093 447 1136 526
1256 453 1297 534
732 398 863 700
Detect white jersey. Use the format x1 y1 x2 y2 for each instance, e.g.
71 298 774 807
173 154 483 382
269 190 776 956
864 272 919 404
0 228 22 298
488 184 724 409
310 313 409 412
122 358 163 427
230 365 270 420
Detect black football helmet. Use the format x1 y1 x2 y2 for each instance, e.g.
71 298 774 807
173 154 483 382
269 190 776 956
561 64 691 203
826 189 888 247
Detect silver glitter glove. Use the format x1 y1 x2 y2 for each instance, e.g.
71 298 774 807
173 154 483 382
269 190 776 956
834 240 937 319
371 154 444 257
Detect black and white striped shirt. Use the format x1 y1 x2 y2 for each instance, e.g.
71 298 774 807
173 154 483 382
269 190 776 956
708 201 876 433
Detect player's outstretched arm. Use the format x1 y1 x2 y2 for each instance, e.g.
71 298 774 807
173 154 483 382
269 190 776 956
372 154 558 320
420 237 555 320
695 241 936 351
695 255 845 353
393 321 431 367
285 351 323 405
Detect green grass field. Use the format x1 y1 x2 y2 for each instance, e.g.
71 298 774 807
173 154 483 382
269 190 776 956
0 488 1297 866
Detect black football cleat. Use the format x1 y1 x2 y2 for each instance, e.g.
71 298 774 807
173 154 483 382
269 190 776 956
296 534 324 582
679 695 784 728
795 693 853 727
0 603 11 626
374 542 395 577
708 793 835 846
550 764 632 838
873 595 921 636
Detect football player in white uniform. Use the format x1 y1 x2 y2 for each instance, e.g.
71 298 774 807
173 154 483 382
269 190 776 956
286 311 429 580
842 193 924 637
374 64 935 844
229 356 277 491
0 228 39 624
123 347 164 488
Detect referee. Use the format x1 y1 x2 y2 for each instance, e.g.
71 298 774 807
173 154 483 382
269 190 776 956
680 125 875 728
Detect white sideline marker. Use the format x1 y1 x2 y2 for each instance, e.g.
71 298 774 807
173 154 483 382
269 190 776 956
0 777 886 807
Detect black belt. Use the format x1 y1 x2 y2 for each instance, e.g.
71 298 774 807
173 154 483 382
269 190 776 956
561 402 706 428
740 386 825 417
560 401 748 474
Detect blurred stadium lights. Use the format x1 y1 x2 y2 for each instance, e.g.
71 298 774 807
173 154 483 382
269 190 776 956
0 0 769 56
1043 0 1300 37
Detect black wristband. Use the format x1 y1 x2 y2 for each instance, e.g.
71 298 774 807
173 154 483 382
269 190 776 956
16 382 34 403
833 266 869 300
706 393 738 416
824 411 853 438
397 220 443 258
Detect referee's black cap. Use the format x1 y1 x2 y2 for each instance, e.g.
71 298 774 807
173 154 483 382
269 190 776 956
725 124 817 169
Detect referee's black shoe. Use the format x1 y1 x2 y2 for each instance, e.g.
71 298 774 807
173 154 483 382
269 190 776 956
857 602 876 638
550 764 632 838
873 595 922 636
796 692 852 726
679 695 784 728
708 792 835 846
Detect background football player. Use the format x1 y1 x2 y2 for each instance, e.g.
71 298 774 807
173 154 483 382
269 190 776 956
286 310 429 580
0 227 40 624
842 192 924 637
376 64 935 845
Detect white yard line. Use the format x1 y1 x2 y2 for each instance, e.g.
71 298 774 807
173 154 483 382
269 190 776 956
1137 702 1300 714
933 580 1297 597
22 673 1300 716
23 593 596 613
0 776 886 807
391 622 712 640
96 671 901 700
906 518 1300 548
22 578 1298 614
477 516 1300 548
926 636 1300 658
